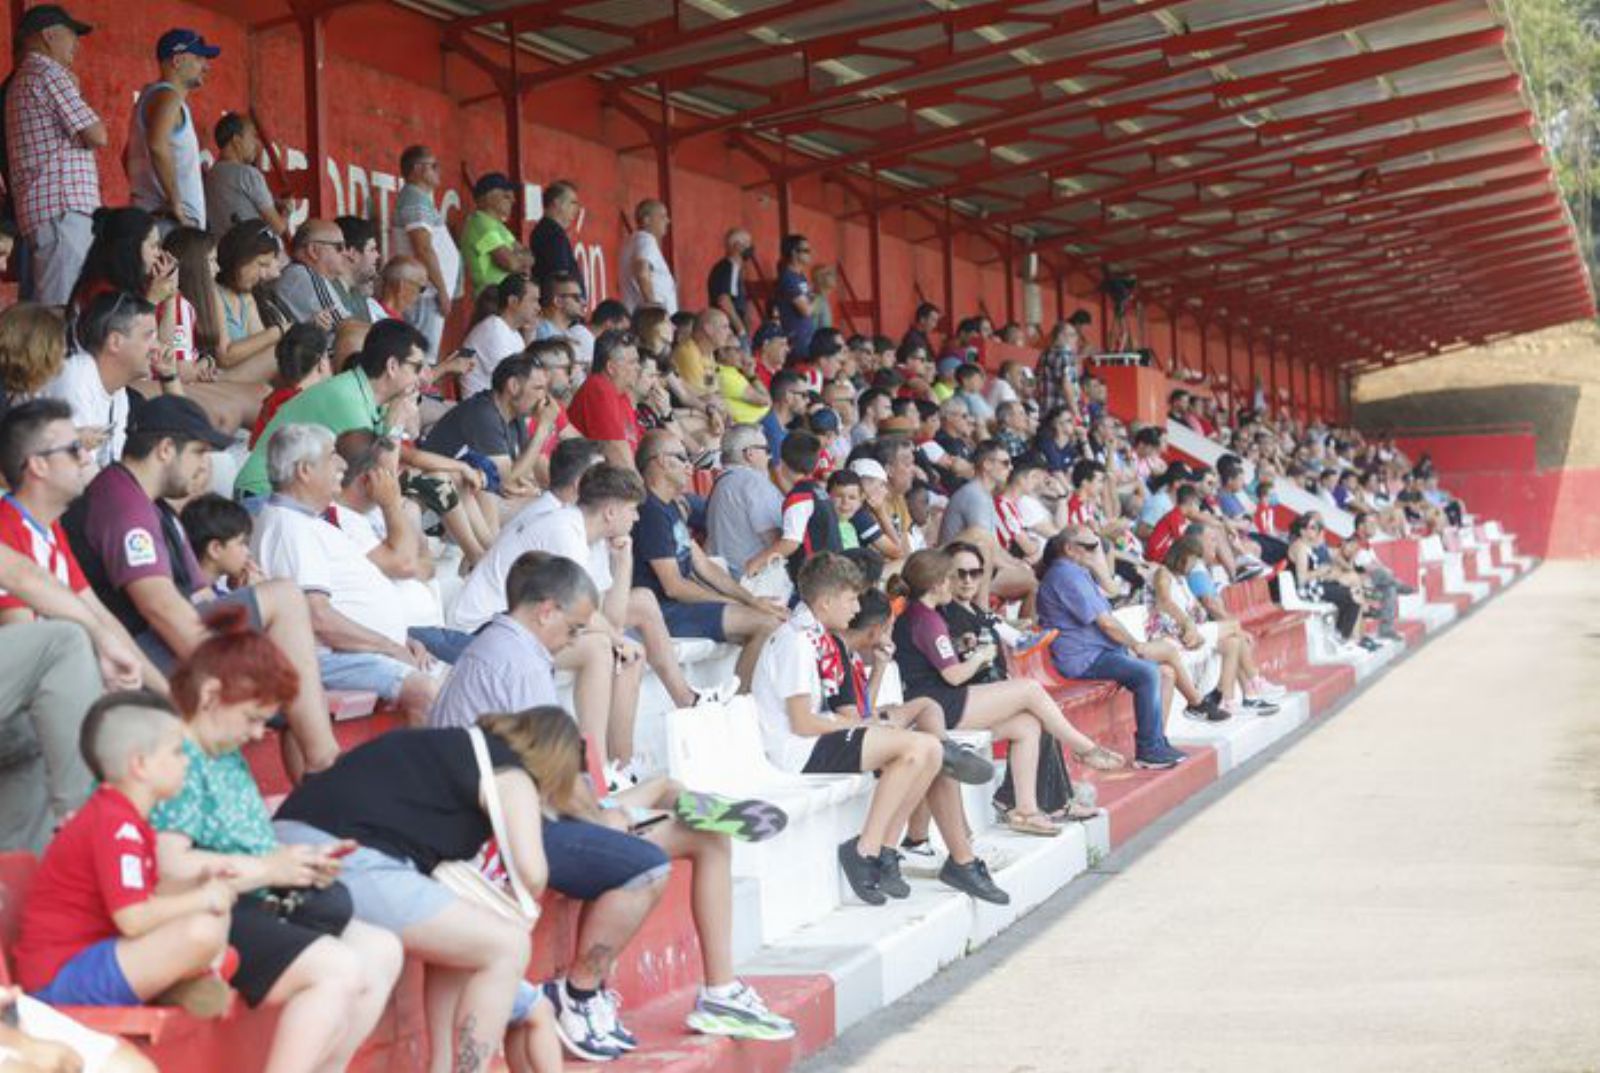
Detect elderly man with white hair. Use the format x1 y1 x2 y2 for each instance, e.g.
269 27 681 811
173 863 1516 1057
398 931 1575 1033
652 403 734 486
251 422 458 724
706 422 782 580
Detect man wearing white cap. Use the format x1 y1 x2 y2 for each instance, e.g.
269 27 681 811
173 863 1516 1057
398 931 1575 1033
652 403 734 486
847 457 907 564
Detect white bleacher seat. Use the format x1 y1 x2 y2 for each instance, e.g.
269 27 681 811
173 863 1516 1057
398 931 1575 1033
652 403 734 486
667 697 872 941
1164 420 1354 538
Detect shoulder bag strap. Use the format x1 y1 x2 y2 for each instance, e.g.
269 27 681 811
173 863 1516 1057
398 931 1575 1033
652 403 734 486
466 727 539 918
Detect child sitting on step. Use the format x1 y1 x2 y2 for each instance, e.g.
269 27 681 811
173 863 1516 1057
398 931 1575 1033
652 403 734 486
15 691 236 1015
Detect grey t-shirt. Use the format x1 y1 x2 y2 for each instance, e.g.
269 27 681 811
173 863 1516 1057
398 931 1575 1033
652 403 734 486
421 391 525 461
707 466 782 578
205 160 274 236
939 478 998 545
428 614 555 729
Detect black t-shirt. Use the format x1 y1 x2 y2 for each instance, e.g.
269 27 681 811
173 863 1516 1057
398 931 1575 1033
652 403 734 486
420 391 525 461
276 728 523 872
706 258 746 325
780 479 842 579
939 600 1007 684
529 217 582 299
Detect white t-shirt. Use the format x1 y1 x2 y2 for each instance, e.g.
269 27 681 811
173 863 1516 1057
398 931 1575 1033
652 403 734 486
450 498 610 631
618 230 677 315
986 378 1019 408
42 353 127 467
329 502 442 629
752 613 827 773
461 314 526 397
253 498 422 645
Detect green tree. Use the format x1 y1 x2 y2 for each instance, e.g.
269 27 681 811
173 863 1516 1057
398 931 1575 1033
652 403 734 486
1504 0 1600 273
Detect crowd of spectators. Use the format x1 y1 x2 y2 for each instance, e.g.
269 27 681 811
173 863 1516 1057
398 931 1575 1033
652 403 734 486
0 9 1473 1071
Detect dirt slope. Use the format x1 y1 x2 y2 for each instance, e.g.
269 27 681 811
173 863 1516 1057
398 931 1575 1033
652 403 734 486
1354 319 1600 469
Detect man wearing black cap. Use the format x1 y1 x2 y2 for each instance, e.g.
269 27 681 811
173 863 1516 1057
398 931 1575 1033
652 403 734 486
5 3 105 305
128 28 220 231
461 171 531 297
64 395 342 775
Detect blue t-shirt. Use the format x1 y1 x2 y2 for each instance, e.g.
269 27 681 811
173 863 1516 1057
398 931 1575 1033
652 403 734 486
1139 489 1172 528
1185 565 1218 600
1217 490 1249 519
633 493 694 600
1036 559 1119 678
776 267 815 356
761 409 788 456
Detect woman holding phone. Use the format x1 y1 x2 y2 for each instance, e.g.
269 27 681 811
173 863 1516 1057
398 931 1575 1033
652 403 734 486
150 606 404 1073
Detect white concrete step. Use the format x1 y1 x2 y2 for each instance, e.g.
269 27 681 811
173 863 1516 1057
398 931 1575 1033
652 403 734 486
1166 690 1311 773
740 819 1106 1033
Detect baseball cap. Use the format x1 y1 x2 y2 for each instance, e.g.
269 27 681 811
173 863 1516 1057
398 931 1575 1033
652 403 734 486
472 172 517 199
17 5 91 38
127 396 232 449
157 29 221 61
936 356 962 378
752 323 786 348
850 459 888 482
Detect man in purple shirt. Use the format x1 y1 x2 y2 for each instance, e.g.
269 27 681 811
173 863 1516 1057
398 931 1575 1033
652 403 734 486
63 396 340 775
1036 525 1186 768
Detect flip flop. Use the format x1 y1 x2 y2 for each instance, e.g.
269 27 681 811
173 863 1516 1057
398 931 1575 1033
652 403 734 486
673 791 789 842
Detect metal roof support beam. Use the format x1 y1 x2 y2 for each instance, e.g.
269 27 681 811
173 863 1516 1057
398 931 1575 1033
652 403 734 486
1080 137 1542 265
657 0 1193 148
902 71 1520 224
942 200 955 336
294 2 328 219
768 4 1491 184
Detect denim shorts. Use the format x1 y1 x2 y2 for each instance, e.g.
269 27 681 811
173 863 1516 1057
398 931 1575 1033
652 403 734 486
318 650 414 701
32 939 140 1007
659 600 727 643
273 820 455 933
543 817 671 902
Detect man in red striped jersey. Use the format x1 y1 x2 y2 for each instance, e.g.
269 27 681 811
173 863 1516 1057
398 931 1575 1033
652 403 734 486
0 397 164 689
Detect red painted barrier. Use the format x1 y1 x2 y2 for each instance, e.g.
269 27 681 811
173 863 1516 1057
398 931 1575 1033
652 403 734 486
1394 432 1537 474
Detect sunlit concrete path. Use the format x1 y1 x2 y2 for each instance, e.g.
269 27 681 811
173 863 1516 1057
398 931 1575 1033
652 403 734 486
802 562 1600 1073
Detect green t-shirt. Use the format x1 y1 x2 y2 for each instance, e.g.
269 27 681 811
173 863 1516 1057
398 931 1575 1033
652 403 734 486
149 737 277 857
235 368 384 497
462 210 516 296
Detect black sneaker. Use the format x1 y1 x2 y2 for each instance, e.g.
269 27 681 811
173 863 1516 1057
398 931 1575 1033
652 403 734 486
837 839 886 906
877 848 911 899
1242 696 1281 715
939 857 1010 905
1134 747 1185 769
1203 696 1232 722
1358 637 1381 652
940 739 995 785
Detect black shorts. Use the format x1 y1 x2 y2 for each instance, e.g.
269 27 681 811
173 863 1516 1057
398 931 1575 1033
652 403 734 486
802 727 867 774
228 884 354 1006
905 682 970 731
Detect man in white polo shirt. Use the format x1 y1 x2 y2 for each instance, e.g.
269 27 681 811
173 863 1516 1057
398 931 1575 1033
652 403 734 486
252 422 446 724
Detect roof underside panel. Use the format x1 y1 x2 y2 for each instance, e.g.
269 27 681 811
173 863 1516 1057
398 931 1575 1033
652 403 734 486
435 0 1592 365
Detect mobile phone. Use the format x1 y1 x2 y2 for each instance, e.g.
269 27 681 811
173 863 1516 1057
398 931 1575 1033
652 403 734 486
627 809 671 834
324 841 359 859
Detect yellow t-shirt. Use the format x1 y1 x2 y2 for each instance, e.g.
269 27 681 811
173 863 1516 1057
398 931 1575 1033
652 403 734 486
718 364 770 424
673 339 713 392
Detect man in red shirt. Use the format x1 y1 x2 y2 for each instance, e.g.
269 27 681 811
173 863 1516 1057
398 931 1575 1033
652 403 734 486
751 323 789 389
17 693 234 1009
567 328 643 470
0 398 165 688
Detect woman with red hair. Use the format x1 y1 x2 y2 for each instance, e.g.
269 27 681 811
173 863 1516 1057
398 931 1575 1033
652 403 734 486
149 606 403 1073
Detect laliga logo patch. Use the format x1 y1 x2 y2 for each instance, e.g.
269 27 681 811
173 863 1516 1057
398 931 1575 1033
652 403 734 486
124 528 158 567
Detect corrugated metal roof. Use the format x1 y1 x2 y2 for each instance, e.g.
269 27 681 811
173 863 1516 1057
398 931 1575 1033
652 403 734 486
431 0 1592 364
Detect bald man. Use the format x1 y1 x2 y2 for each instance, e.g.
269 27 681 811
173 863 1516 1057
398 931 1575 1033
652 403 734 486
708 227 751 337
275 219 350 325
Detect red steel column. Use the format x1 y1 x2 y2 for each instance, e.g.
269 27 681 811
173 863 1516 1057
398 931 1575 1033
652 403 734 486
1169 304 1180 373
299 10 328 218
503 20 526 223
656 85 675 265
941 199 955 333
1054 266 1065 324
1002 230 1016 326
868 174 883 334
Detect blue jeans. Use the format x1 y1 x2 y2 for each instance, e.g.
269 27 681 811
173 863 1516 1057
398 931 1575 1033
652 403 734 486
408 626 474 665
1084 647 1170 755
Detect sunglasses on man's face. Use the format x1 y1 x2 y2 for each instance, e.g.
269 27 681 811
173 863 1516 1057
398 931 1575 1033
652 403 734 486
1075 540 1102 551
955 567 984 581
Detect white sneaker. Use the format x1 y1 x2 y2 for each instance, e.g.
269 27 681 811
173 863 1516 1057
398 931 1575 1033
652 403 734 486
692 680 738 706
686 982 796 1041
603 759 640 794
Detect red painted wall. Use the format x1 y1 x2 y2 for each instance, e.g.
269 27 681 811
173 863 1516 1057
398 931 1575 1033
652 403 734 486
1383 431 1600 559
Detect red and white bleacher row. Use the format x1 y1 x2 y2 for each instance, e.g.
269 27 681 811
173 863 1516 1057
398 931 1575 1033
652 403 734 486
0 465 1531 1073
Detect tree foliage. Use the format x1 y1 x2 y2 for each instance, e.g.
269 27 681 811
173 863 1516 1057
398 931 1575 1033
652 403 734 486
1503 0 1600 273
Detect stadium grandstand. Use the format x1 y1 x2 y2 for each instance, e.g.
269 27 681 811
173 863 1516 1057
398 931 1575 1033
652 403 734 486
0 0 1593 1071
